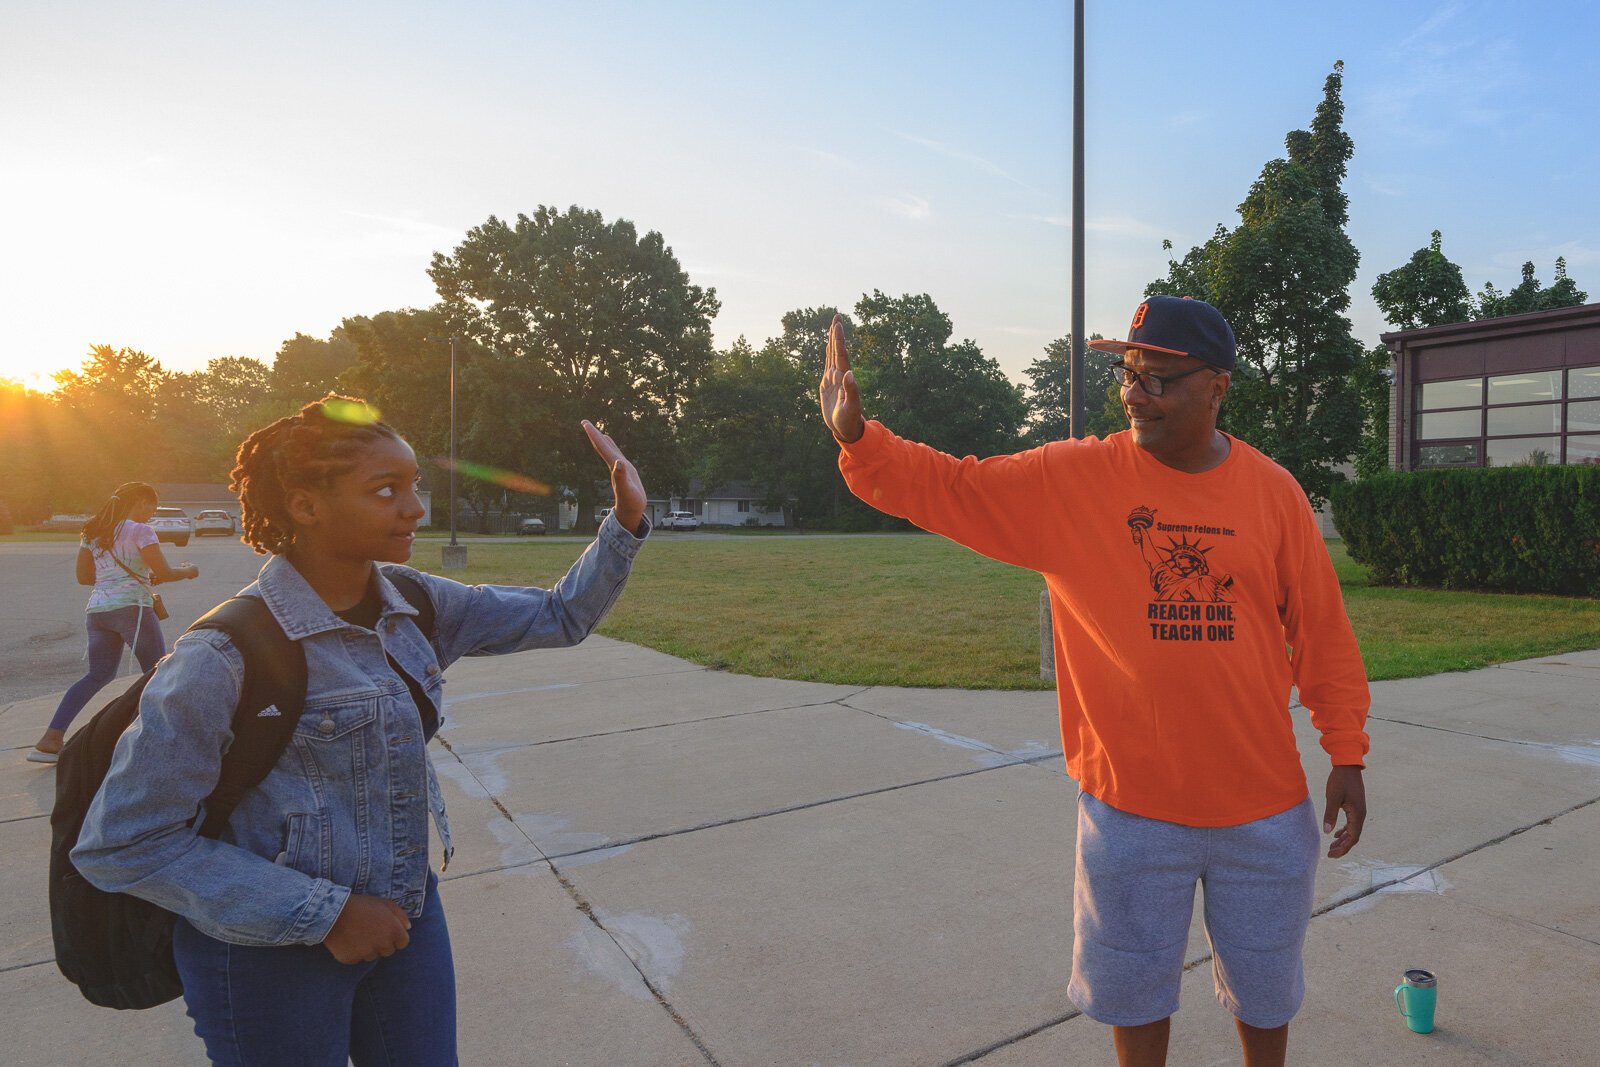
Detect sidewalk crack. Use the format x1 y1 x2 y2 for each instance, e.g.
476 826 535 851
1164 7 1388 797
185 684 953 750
548 860 721 1066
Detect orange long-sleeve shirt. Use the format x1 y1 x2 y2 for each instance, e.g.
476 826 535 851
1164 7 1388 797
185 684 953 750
839 421 1370 827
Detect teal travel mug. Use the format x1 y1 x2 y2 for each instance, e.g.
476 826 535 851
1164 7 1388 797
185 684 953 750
1394 969 1437 1034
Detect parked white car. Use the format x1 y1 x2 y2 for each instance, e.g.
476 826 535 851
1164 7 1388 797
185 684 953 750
660 510 701 530
150 507 193 546
193 510 235 537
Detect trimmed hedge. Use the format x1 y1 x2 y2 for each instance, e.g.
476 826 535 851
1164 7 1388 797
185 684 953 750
1330 465 1600 596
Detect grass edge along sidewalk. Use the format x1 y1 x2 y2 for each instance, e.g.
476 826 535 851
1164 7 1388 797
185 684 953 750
389 534 1598 687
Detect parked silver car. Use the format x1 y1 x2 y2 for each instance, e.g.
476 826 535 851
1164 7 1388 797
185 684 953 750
517 516 547 535
660 510 701 530
150 507 193 546
193 510 236 537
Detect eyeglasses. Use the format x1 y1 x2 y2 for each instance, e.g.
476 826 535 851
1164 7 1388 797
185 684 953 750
1109 361 1220 397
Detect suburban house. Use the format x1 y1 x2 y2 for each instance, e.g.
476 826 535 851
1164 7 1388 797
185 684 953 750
665 478 792 527
1383 301 1600 471
152 484 433 527
557 478 792 529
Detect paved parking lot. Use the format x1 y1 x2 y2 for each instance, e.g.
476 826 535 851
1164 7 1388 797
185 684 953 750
4 621 1598 1064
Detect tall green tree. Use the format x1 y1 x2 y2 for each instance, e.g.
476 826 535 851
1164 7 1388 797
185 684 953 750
1022 333 1118 445
50 345 170 506
683 337 817 522
339 308 453 459
851 290 1026 460
1477 257 1588 319
1358 230 1475 479
1147 62 1364 508
270 331 360 406
1372 230 1472 331
0 380 64 521
429 206 720 530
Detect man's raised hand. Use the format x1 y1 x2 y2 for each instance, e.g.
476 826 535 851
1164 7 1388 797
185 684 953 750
582 420 646 532
819 314 865 443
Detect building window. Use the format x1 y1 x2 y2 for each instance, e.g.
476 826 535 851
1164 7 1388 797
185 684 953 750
1420 409 1481 438
1419 378 1483 409
1487 404 1561 436
1568 399 1600 434
737 500 750 513
1485 437 1560 468
1417 442 1479 468
1567 435 1600 465
1487 371 1562 404
1413 365 1600 469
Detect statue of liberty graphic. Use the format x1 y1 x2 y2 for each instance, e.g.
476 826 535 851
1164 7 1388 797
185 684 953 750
1127 506 1234 602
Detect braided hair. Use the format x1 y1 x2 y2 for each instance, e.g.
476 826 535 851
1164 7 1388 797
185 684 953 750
229 395 404 555
81 482 158 551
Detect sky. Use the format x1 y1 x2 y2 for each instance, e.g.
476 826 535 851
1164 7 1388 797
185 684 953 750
4 1 1598 394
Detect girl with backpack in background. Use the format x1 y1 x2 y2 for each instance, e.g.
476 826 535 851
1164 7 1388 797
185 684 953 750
71 396 650 1065
28 481 200 763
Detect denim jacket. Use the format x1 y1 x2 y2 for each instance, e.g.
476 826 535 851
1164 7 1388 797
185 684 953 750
74 514 646 947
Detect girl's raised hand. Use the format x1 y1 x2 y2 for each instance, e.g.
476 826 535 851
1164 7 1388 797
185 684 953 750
582 420 646 532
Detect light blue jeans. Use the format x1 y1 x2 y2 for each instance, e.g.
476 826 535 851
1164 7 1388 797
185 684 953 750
173 872 458 1065
48 606 165 732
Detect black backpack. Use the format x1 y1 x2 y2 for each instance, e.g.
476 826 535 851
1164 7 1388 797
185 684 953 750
49 569 436 1010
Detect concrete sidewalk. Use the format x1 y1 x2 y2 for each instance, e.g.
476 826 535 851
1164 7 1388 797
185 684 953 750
2 641 1597 1065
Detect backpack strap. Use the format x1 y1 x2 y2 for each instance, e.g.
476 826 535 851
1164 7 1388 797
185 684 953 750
187 596 307 839
382 567 437 641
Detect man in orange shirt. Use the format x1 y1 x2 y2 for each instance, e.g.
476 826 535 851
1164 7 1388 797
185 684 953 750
819 297 1369 1067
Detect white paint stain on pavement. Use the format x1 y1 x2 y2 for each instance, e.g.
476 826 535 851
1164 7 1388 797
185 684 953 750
516 811 615 858
595 911 691 991
1551 740 1600 765
430 752 495 797
1327 860 1452 915
565 921 655 1002
442 681 579 709
893 720 1059 767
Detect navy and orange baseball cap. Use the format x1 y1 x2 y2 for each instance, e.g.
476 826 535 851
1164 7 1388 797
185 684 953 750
1086 295 1236 372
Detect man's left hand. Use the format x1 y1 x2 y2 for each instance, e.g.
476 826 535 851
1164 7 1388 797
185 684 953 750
1323 766 1366 859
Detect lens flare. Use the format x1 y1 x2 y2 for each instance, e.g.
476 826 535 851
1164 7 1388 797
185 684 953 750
321 398 382 425
433 457 551 496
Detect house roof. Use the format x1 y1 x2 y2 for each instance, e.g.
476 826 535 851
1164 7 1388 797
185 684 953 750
152 483 237 503
684 478 792 501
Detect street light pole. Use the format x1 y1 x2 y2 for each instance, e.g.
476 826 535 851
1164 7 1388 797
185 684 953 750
1069 0 1086 442
449 335 458 548
424 333 468 570
1048 0 1087 683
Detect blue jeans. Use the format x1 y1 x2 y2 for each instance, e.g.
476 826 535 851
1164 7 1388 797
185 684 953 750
173 873 458 1065
48 606 166 732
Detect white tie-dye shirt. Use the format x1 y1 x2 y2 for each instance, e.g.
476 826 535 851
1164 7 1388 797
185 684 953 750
83 520 158 613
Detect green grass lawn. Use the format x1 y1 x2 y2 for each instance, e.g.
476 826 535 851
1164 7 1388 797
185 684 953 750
412 535 1600 688
0 531 83 542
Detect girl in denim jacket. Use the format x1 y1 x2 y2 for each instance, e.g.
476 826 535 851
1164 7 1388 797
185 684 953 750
73 396 649 1064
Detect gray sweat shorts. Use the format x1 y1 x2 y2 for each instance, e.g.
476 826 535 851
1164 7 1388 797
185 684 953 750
1066 791 1319 1029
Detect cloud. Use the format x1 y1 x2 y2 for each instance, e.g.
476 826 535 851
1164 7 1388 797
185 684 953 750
1396 1 1467 53
1362 174 1406 197
894 131 1036 192
803 146 861 171
1365 3 1518 142
885 194 931 222
1008 213 1166 240
345 210 464 243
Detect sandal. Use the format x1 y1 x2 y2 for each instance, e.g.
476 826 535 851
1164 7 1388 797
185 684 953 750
26 749 59 764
